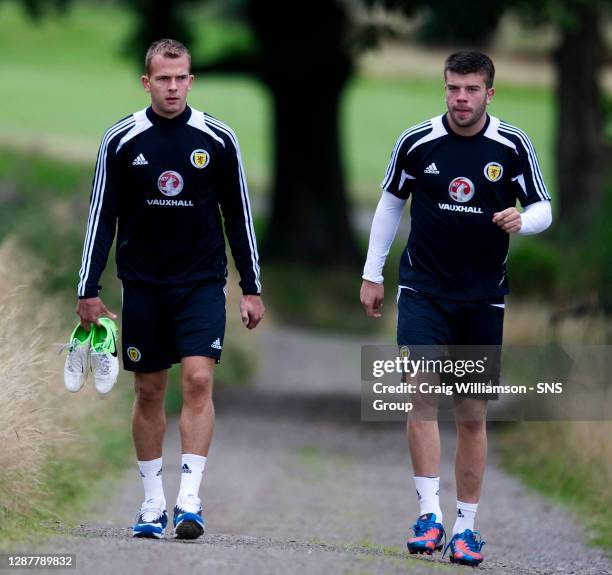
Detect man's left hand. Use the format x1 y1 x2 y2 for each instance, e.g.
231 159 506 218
493 207 522 234
240 295 265 329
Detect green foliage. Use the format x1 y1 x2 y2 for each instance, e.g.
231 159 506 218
190 13 256 67
583 179 612 299
415 0 506 45
122 0 195 65
263 264 375 333
550 177 612 302
117 0 256 70
508 238 561 298
9 0 69 20
507 174 612 303
0 149 96 297
362 0 508 45
365 0 610 46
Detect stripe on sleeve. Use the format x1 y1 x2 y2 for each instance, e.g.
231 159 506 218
381 120 432 190
499 123 550 201
204 115 261 293
78 116 135 296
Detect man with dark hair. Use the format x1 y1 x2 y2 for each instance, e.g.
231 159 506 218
444 50 495 88
74 38 265 540
360 50 551 566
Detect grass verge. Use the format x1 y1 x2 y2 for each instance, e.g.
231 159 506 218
497 422 612 551
0 240 133 546
0 407 133 546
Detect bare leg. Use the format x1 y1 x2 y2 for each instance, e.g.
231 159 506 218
133 370 168 460
407 377 441 476
454 399 488 502
406 378 444 549
180 356 216 456
407 420 441 476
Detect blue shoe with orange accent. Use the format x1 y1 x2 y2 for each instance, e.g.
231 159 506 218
407 513 446 555
444 529 485 566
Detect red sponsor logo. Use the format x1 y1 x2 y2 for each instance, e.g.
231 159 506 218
448 177 475 203
157 170 184 197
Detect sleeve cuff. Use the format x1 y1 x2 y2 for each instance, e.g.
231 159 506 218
78 287 101 299
362 275 384 284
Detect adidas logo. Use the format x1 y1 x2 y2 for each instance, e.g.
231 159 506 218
457 509 465 517
211 338 222 350
132 153 148 166
424 162 439 174
182 464 192 474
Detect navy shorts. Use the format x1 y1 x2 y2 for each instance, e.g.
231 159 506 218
397 287 504 399
121 280 226 373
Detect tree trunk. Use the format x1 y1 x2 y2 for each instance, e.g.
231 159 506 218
249 0 361 266
126 0 194 57
263 79 359 265
554 2 604 223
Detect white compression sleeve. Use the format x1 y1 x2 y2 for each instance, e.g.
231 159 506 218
362 191 407 283
518 200 552 235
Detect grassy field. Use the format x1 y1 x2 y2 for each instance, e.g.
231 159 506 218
0 0 553 207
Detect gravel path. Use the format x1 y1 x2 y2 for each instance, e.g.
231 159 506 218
18 325 612 574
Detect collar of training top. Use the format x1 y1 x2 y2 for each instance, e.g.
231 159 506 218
442 112 491 140
146 105 191 126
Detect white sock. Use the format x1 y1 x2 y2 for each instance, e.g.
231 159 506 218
414 476 442 522
178 454 207 502
453 500 478 535
138 457 165 508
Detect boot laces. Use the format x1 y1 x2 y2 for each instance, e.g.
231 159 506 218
63 341 86 372
443 529 485 558
91 352 111 375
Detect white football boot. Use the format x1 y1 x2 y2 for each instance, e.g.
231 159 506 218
90 317 120 395
63 323 93 392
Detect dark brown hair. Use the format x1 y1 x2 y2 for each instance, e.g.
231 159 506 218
444 51 495 89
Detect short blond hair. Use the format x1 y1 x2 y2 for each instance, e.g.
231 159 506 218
144 39 191 75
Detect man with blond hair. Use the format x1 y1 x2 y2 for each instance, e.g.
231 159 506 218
75 38 264 539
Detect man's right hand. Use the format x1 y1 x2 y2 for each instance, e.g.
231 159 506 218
76 297 117 331
360 279 384 318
